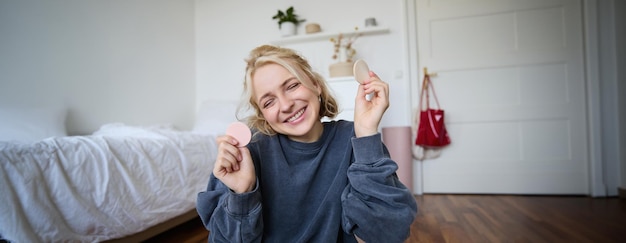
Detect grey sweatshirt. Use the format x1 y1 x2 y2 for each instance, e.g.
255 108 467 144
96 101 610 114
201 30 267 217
196 120 417 242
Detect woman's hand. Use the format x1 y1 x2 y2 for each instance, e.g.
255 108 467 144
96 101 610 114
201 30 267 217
213 135 256 193
354 71 389 137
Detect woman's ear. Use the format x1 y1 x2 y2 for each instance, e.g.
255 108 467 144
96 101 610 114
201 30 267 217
314 80 322 96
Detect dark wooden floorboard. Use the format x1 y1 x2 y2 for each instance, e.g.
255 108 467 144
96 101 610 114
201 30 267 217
145 195 626 243
142 217 208 243
407 195 626 243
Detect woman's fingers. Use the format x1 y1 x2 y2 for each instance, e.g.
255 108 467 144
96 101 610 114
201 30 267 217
214 135 243 175
358 71 389 107
216 135 240 147
363 81 389 99
212 136 257 193
354 71 390 137
360 72 388 97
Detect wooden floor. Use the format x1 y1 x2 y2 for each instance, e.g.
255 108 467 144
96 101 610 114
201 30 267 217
144 195 626 243
407 195 626 243
143 216 208 243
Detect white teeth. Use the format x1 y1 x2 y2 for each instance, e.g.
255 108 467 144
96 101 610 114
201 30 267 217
287 109 305 122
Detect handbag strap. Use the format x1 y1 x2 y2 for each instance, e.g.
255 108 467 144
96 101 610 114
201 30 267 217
418 73 442 111
418 74 429 111
428 75 442 109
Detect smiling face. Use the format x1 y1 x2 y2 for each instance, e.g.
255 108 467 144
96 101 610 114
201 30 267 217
252 63 323 143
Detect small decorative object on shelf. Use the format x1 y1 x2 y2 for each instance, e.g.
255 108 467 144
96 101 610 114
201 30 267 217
305 23 321 34
365 17 377 27
329 27 361 77
272 6 306 37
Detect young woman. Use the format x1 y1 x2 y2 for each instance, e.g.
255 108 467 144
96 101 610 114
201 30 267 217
197 45 417 242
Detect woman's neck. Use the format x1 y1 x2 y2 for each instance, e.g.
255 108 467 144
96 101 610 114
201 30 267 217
288 121 324 143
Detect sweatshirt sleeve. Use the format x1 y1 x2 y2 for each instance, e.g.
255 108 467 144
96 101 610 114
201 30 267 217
341 133 418 243
196 175 263 243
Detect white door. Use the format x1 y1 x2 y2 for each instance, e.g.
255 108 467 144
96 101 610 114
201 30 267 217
415 0 588 194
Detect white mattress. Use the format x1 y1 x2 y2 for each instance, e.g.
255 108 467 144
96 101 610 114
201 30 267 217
0 124 217 242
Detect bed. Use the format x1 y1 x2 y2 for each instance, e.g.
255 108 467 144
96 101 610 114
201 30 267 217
0 101 237 242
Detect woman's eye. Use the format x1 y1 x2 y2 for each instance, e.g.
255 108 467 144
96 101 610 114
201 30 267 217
263 99 274 108
287 82 299 90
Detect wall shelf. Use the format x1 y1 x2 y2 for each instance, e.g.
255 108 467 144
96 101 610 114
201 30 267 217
327 76 356 82
271 26 390 45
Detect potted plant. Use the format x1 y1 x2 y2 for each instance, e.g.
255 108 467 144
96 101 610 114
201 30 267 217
272 6 305 36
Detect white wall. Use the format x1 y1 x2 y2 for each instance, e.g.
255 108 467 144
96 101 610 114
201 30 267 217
195 0 413 128
197 0 624 195
0 0 196 135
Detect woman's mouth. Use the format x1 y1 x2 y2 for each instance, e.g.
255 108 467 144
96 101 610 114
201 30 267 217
285 108 305 123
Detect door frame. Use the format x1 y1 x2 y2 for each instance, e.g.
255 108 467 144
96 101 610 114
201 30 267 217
402 0 614 197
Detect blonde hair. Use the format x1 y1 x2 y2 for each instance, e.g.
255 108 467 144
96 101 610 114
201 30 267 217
240 45 338 136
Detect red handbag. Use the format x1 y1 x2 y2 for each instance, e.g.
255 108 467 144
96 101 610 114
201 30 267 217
415 72 451 147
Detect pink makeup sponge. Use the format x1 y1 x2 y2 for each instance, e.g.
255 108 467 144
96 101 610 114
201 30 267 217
225 121 252 147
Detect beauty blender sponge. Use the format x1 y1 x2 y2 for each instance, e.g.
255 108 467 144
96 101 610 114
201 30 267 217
225 121 251 147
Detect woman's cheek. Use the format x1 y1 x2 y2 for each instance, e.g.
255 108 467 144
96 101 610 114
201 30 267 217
262 108 277 123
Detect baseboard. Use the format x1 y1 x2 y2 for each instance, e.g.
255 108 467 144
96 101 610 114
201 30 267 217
619 187 626 199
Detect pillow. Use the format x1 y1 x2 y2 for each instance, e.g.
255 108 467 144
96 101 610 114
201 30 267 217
92 123 173 138
192 100 241 135
0 106 68 142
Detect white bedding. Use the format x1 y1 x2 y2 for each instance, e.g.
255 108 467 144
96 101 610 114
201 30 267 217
0 124 217 242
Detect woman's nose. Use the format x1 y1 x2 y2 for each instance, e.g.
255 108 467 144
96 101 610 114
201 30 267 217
278 96 294 113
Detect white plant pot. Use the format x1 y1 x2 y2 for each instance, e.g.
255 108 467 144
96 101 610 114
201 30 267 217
280 22 297 37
